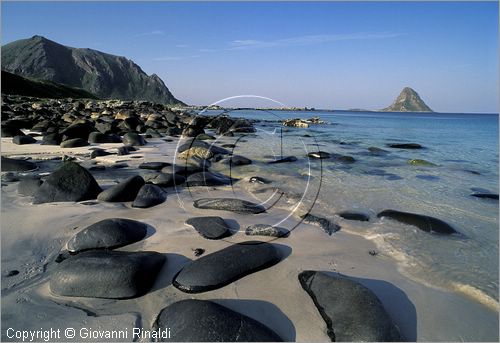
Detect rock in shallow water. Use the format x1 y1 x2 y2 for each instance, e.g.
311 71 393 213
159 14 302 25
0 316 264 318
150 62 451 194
301 213 340 235
138 161 171 170
186 171 234 187
194 198 266 214
471 193 499 200
132 184 167 208
173 241 281 293
185 216 232 240
67 218 148 253
153 299 283 342
50 250 165 298
308 151 331 159
245 224 290 238
377 209 457 234
97 175 145 202
387 143 423 149
33 162 102 204
60 138 89 148
268 156 297 164
298 271 402 342
337 211 370 222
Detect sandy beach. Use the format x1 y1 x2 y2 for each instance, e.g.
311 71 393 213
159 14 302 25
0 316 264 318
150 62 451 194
2 128 498 341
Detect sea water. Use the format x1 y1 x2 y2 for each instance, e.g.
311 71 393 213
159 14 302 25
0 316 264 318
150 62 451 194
199 109 499 309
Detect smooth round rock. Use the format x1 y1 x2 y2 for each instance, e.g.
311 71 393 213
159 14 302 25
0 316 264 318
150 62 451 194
139 162 171 170
17 178 43 196
268 156 297 164
387 143 423 149
1 156 37 172
308 151 331 159
132 184 167 208
60 138 89 148
245 224 290 238
301 213 340 235
67 218 148 253
185 216 232 240
143 172 185 187
123 132 146 146
50 250 165 299
186 171 234 187
230 155 252 166
153 299 283 342
12 135 37 145
194 198 266 214
337 211 370 222
97 175 145 202
173 241 281 293
41 133 62 145
33 162 102 204
471 193 499 200
298 271 402 342
377 209 457 234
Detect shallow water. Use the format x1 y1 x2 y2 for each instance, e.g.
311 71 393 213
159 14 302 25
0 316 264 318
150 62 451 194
202 109 499 308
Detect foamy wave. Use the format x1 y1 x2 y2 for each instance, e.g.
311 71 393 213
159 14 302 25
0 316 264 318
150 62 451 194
451 283 499 312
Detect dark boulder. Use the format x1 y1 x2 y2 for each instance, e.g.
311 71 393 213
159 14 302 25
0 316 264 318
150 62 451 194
12 135 36 145
245 224 290 238
308 151 331 159
301 213 340 235
41 133 62 145
90 148 111 159
123 132 147 146
67 218 148 253
377 209 457 234
60 138 89 148
97 175 145 202
1 126 24 137
17 178 43 196
230 155 252 166
50 250 165 299
298 271 402 342
143 172 186 187
185 216 232 239
194 198 266 214
249 176 271 184
387 143 423 149
1 156 37 172
132 184 167 208
88 131 122 143
186 171 234 187
60 122 94 141
337 211 370 222
153 299 283 342
173 241 281 293
268 156 297 164
139 162 171 170
471 193 499 200
33 162 102 204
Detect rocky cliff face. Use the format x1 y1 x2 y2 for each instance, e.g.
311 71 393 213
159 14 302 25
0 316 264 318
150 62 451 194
381 87 433 112
2 36 184 105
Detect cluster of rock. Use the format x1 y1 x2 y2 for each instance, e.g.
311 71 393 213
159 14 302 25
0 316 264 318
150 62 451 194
1 95 257 148
282 116 325 128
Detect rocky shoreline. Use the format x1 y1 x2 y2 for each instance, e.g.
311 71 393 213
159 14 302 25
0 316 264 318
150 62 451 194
1 95 499 342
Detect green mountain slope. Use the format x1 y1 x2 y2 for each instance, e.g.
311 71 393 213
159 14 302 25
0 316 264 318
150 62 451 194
2 35 184 105
1 70 98 99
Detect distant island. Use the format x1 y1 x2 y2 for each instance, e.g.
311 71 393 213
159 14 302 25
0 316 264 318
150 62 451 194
381 87 433 112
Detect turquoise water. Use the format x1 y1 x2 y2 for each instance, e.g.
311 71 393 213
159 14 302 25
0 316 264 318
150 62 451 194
203 109 499 307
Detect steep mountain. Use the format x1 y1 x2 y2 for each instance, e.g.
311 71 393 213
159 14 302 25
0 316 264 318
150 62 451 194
381 87 433 112
1 70 98 99
1 35 184 105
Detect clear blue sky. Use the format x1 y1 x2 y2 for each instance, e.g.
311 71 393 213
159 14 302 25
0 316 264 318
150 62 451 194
2 1 498 113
